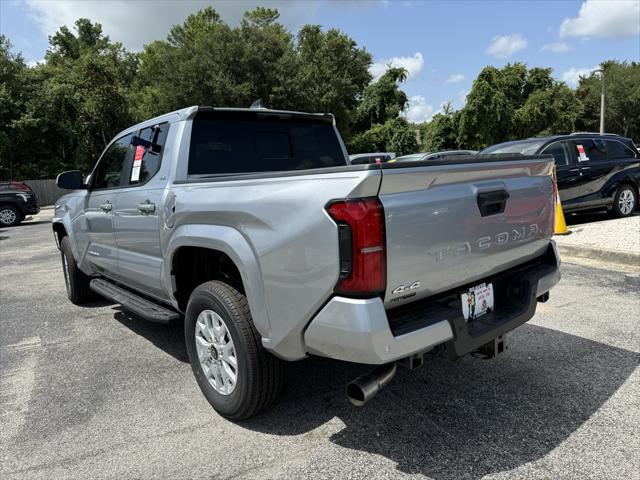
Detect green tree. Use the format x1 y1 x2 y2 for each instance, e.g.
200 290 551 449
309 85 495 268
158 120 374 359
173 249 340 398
576 61 640 139
0 35 27 179
420 102 461 152
458 63 581 149
7 19 137 178
294 24 371 136
131 7 372 137
514 83 581 137
347 117 418 156
354 67 408 130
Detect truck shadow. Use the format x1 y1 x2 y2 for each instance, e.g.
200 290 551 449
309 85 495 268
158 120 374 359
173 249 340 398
241 324 639 479
113 309 188 363
107 311 638 479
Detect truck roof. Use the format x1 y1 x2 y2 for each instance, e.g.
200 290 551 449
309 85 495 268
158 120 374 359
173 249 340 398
115 106 335 140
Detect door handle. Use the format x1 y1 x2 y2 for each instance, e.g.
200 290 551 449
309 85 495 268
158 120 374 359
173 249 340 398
100 201 112 212
137 201 156 214
569 168 580 173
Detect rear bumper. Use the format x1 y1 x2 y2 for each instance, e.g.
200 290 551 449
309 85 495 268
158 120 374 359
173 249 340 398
22 203 40 215
304 241 560 365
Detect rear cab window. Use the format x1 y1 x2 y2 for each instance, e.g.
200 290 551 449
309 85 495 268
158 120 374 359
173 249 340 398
188 111 346 177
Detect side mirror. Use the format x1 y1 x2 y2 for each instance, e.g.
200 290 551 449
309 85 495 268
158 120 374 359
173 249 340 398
56 170 86 190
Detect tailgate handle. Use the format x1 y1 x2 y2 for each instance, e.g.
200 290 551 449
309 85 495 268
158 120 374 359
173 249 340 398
477 190 509 216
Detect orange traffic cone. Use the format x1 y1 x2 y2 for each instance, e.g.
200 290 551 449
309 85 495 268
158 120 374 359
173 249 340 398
552 166 569 235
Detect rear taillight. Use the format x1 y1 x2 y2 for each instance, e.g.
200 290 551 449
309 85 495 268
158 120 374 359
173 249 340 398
11 181 30 191
326 197 386 296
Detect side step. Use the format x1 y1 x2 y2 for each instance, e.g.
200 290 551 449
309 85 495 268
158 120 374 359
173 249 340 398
90 278 181 324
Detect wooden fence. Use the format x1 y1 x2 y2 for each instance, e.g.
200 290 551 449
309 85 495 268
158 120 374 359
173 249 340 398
23 179 66 206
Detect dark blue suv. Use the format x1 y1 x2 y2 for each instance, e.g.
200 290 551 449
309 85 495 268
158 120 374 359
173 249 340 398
481 133 640 217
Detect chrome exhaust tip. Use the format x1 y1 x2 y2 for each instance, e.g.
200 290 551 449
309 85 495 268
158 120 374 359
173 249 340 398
346 363 397 406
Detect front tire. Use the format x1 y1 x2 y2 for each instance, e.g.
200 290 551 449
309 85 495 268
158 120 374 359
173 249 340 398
60 236 94 304
611 184 637 218
185 281 285 420
0 205 23 227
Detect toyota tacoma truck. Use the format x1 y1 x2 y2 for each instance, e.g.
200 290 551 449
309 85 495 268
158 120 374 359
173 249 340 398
53 106 560 420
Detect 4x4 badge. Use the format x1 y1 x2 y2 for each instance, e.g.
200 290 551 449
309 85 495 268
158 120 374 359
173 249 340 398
392 281 421 295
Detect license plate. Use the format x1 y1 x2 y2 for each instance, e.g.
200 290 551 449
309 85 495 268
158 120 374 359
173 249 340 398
461 282 494 321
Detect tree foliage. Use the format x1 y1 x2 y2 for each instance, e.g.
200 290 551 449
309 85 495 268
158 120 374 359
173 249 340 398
1 8 638 181
456 63 582 150
575 61 640 139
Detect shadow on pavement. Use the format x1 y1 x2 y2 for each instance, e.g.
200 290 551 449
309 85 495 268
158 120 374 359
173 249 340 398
107 310 639 479
19 219 54 226
113 309 188 363
566 210 639 226
242 324 639 479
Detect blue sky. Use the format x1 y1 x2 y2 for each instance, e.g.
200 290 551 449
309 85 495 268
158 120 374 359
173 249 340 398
1 0 639 122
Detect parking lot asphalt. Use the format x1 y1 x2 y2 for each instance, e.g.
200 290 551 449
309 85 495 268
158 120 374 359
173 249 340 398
1 211 639 480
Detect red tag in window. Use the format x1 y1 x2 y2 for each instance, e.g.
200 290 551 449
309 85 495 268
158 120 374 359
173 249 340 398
134 145 145 162
576 144 589 162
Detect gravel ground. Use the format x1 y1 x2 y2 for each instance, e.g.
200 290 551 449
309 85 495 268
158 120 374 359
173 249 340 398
1 211 639 480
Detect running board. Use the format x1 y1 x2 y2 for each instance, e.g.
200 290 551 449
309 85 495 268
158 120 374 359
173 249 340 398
90 278 180 324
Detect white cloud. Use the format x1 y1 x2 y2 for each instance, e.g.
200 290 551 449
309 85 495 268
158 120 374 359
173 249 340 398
542 42 572 53
560 0 640 38
485 34 528 59
370 52 424 81
403 95 435 123
24 0 322 51
561 66 599 86
446 73 466 84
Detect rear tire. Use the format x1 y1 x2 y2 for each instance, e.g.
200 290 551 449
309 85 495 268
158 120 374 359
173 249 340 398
185 280 285 420
611 184 637 218
0 205 23 227
60 236 94 305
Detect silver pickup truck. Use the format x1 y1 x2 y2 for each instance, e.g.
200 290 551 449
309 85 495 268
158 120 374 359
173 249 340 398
53 106 560 419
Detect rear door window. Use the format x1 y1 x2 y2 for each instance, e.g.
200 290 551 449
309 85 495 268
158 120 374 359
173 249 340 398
92 134 133 189
605 139 636 159
188 116 345 176
128 123 169 185
571 139 607 162
541 142 569 166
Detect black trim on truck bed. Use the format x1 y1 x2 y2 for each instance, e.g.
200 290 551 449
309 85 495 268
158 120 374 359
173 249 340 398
382 154 553 168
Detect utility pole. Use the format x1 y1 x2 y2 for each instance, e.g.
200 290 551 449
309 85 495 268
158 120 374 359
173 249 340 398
594 69 605 134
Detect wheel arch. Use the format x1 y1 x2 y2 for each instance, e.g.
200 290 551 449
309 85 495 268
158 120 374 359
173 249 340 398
166 224 271 340
603 171 640 200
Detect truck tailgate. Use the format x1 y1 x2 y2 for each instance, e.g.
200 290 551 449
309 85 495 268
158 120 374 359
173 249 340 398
379 156 555 307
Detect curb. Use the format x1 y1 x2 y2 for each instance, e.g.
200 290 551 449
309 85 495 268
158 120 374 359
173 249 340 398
557 244 640 267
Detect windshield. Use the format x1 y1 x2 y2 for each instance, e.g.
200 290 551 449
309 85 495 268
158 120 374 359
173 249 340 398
480 140 545 155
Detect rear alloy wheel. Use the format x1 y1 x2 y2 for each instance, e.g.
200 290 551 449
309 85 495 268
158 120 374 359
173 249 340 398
185 280 285 420
0 205 23 227
612 185 637 218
